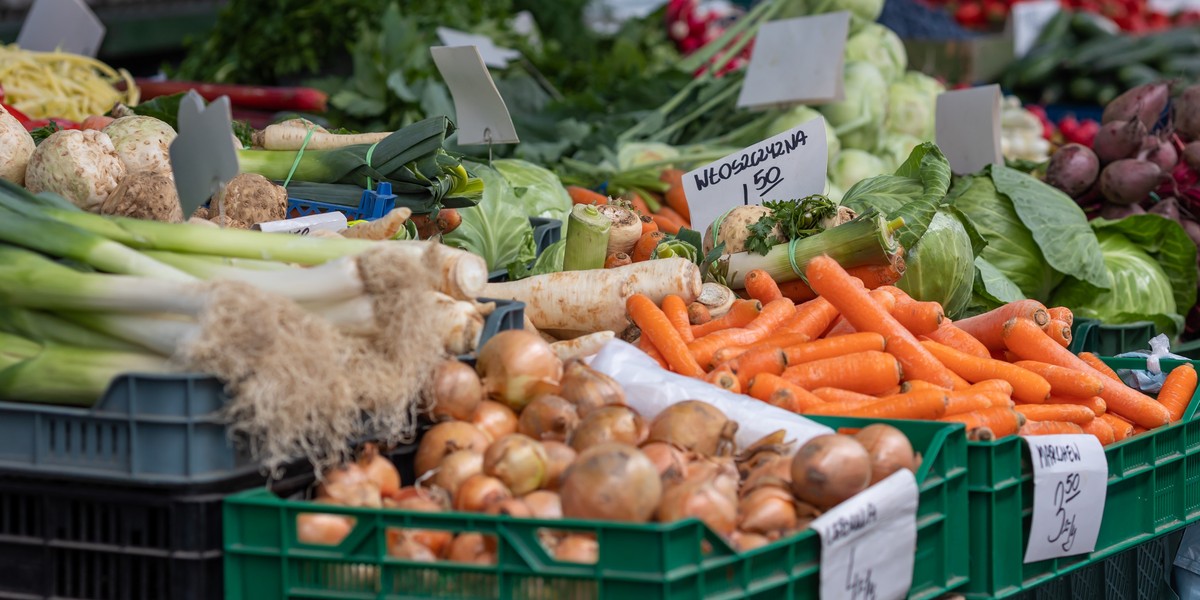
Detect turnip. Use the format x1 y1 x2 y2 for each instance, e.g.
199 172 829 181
102 116 176 176
1149 196 1181 221
1174 84 1200 142
1093 118 1147 163
99 172 185 222
1045 144 1100 198
1099 159 1163 205
1102 81 1170 129
1099 202 1146 220
1 105 34 185
1142 136 1179 172
24 129 126 212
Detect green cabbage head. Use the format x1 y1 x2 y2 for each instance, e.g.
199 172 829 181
830 149 887 193
897 210 976 318
885 72 944 140
845 23 907 83
764 105 840 165
820 61 889 152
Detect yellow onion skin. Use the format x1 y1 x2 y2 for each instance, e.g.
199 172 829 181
476 330 563 411
560 443 662 523
558 359 625 416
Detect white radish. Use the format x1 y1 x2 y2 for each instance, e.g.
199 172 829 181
483 258 702 333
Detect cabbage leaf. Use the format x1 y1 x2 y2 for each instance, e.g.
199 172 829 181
971 256 1026 313
897 210 975 318
443 163 537 273
490 158 573 221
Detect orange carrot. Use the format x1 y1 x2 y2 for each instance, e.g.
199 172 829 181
689 298 796 368
1081 417 1116 445
705 365 738 392
649 213 684 235
924 322 991 359
811 387 877 405
844 389 949 420
660 169 691 222
1044 319 1072 348
692 299 762 338
713 332 816 364
629 194 651 216
902 380 950 393
1051 395 1106 417
657 206 688 226
638 333 668 369
567 185 607 205
1020 421 1086 436
778 297 839 339
1012 360 1106 399
782 350 902 395
890 299 944 336
749 373 823 411
1015 404 1096 425
955 300 1051 352
1100 413 1134 441
777 279 818 303
661 295 694 343
688 303 711 325
1158 363 1197 421
1047 306 1074 327
921 340 1051 404
631 230 666 262
824 317 857 337
745 269 783 304
627 294 705 378
605 252 632 269
970 379 1016 396
1079 352 1122 383
1003 318 1169 429
941 407 1024 439
848 262 907 290
806 256 956 387
731 347 788 389
945 391 997 416
1133 425 1148 434
640 215 659 235
783 332 887 366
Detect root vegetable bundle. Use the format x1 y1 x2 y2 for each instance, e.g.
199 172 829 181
293 332 920 563
0 179 495 473
630 256 1197 445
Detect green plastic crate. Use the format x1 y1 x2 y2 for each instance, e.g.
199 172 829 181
1069 318 1157 356
223 417 968 600
963 357 1200 598
1010 533 1178 600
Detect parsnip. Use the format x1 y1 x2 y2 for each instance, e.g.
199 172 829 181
483 258 702 333
254 121 393 151
551 331 616 361
342 207 412 240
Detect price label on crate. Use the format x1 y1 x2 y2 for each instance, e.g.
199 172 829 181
736 12 850 109
811 469 919 600
1023 434 1108 563
431 45 519 146
254 211 348 236
436 27 521 68
17 0 105 57
682 117 827 235
1011 0 1060 59
936 85 1003 175
170 92 240 219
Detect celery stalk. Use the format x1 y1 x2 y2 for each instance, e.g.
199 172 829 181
563 204 611 271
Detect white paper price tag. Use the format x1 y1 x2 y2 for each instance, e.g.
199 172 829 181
936 85 1004 175
436 27 521 68
431 45 519 146
1012 1 1060 59
682 118 827 234
254 211 348 236
17 0 105 57
1024 435 1108 563
812 469 919 600
170 92 240 219
736 12 850 109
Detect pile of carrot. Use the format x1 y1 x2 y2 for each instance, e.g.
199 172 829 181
566 168 692 235
625 255 1199 446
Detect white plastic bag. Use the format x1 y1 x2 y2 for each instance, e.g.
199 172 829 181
1114 334 1188 393
588 340 833 450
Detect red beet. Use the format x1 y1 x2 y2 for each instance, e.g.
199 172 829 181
1174 85 1200 142
1099 159 1164 205
1093 118 1148 163
1101 82 1170 129
1149 196 1181 221
1045 144 1100 198
1143 136 1180 172
1100 202 1146 220
1183 141 1200 171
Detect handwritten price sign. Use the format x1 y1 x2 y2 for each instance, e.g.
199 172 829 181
811 469 918 600
1024 435 1108 563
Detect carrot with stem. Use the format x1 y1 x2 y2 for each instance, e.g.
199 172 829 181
920 340 1051 403
627 294 705 377
1012 360 1106 399
748 373 823 412
1157 363 1197 421
782 350 902 395
661 295 694 343
1081 417 1116 445
954 300 1051 352
941 407 1024 439
1003 318 1169 429
744 269 783 303
806 255 956 387
1020 421 1086 436
1015 404 1096 425
692 299 761 337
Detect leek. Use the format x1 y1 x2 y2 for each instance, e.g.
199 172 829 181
0 306 144 352
721 214 904 288
0 332 171 406
563 204 611 271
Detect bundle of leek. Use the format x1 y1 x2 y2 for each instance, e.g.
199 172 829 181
0 180 489 471
237 116 484 213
